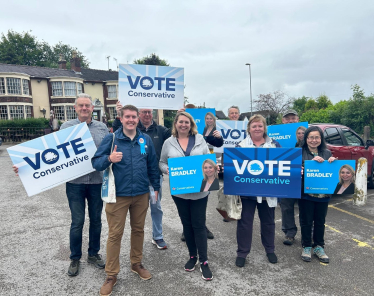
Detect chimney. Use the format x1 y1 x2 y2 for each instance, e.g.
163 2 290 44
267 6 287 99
70 51 81 72
58 54 67 69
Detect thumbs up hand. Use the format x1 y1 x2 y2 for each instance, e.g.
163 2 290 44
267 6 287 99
109 145 123 163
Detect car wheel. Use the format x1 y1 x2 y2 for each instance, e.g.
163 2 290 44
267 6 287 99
368 164 374 189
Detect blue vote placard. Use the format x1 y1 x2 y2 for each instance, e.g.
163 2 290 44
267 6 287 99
304 160 356 194
223 147 302 198
168 154 219 195
267 122 309 147
185 108 216 134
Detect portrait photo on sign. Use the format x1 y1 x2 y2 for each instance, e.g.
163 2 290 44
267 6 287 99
304 160 356 195
168 154 218 195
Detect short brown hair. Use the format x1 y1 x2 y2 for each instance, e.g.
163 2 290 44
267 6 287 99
172 112 198 137
119 105 139 117
247 114 268 138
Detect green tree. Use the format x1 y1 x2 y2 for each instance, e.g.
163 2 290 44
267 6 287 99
0 30 45 66
292 96 308 116
0 30 89 68
133 53 169 66
304 98 318 111
316 94 333 109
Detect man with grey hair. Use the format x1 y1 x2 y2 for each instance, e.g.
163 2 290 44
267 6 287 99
61 93 109 276
228 106 240 121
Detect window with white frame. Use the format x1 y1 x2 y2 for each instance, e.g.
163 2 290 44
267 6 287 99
9 105 24 119
108 107 116 119
25 105 32 118
0 105 7 120
7 78 22 95
77 83 83 94
54 106 65 120
52 82 63 96
64 82 77 96
66 105 76 120
22 79 30 95
0 78 5 95
108 85 117 99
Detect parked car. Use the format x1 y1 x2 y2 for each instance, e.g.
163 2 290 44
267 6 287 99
310 123 374 188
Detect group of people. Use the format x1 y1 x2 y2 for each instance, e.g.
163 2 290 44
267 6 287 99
13 96 346 296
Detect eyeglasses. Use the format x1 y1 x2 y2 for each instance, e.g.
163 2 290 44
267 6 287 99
141 111 152 114
77 104 92 108
307 136 321 140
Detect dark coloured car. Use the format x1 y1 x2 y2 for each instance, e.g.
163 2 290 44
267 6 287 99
310 124 374 187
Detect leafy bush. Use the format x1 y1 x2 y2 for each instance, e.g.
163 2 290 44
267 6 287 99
0 117 49 128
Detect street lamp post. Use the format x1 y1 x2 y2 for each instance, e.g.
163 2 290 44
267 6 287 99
245 63 252 117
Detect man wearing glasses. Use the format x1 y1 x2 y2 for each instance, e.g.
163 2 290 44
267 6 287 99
116 103 170 250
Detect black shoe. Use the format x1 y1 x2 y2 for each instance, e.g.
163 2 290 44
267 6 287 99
87 253 105 269
206 227 214 239
181 232 185 242
223 218 230 222
200 261 213 281
68 259 80 276
184 256 198 272
283 237 295 246
266 253 278 264
235 257 245 268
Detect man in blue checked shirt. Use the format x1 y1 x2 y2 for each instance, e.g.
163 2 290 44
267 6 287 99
60 93 109 277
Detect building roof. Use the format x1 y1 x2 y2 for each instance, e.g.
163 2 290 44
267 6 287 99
0 63 119 81
215 110 227 119
239 110 271 120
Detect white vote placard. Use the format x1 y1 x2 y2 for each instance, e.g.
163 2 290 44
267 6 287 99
7 123 97 197
118 64 184 110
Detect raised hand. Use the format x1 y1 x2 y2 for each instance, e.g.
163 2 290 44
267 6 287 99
110 145 123 163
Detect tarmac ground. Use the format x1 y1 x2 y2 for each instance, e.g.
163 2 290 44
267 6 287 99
1 143 374 296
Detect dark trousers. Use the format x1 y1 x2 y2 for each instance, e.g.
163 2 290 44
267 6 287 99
172 195 208 263
298 199 328 248
66 183 103 260
237 198 275 258
280 198 298 238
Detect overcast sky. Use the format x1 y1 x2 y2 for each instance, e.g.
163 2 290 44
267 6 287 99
2 0 374 113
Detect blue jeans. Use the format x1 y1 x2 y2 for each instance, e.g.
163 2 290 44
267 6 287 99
150 175 164 240
66 183 103 260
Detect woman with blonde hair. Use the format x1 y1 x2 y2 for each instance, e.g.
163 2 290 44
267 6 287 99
295 126 307 147
160 111 213 281
333 164 355 194
235 114 281 268
200 158 219 192
202 112 223 150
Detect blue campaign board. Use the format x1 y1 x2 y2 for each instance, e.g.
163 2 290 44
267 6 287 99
304 160 356 194
185 108 216 134
168 154 218 195
223 147 302 198
267 122 309 147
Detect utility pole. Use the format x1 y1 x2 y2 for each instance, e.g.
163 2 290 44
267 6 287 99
245 63 253 117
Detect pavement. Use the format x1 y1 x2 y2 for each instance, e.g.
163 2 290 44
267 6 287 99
1 143 374 296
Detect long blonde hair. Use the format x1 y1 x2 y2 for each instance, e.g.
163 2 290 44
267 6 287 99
202 159 218 181
338 164 355 184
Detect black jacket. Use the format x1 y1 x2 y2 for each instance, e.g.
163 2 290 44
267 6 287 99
138 121 171 175
202 126 224 148
200 177 220 192
333 182 355 194
112 118 122 132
